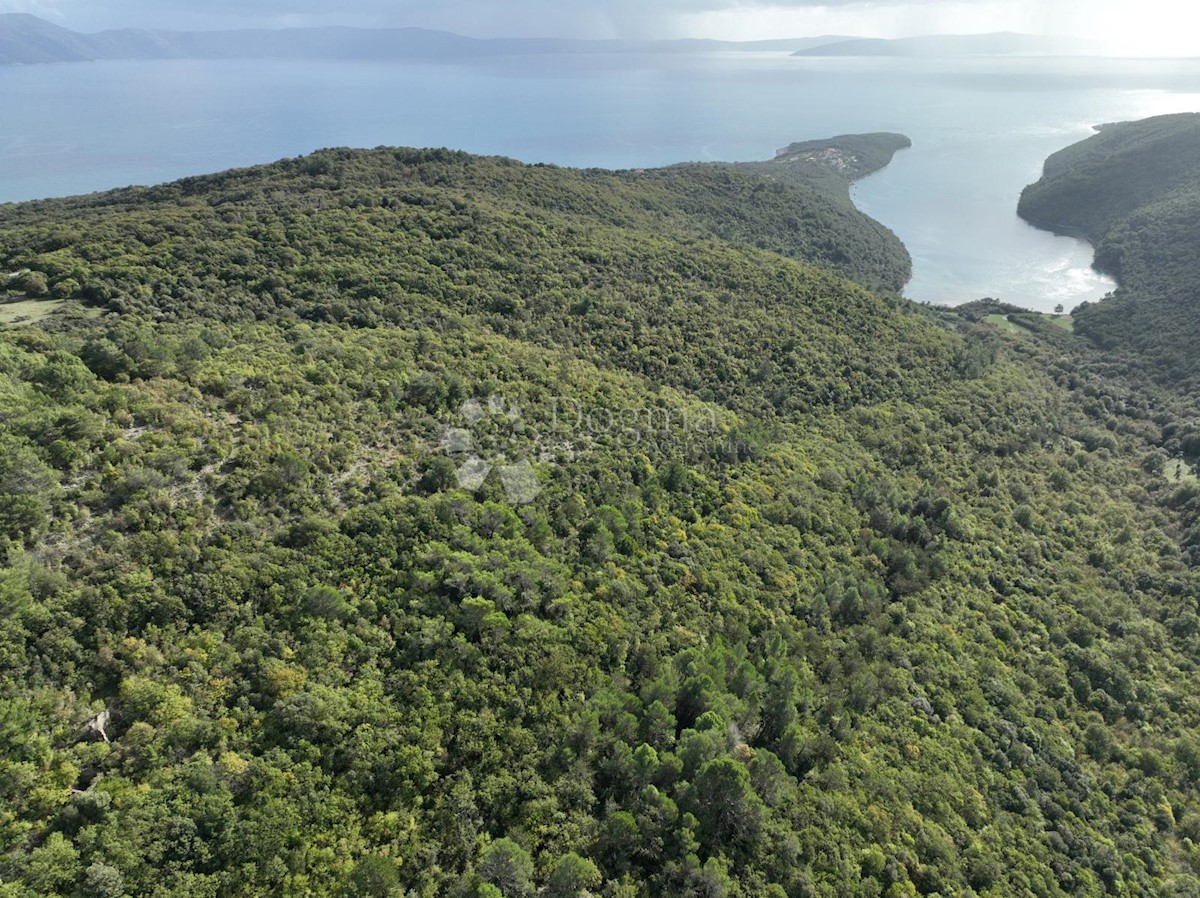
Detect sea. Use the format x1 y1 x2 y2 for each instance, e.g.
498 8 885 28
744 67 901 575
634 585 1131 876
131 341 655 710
3 52 1200 312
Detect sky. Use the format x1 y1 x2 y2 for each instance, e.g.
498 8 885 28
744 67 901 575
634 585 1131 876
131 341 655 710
3 0 1199 56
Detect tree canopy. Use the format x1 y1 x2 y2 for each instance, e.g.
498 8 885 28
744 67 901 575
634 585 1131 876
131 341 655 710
0 141 1199 897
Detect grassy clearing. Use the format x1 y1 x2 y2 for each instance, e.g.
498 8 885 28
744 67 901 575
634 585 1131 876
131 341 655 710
0 298 65 325
983 312 1074 335
1167 458 1200 485
0 298 102 326
983 313 1021 333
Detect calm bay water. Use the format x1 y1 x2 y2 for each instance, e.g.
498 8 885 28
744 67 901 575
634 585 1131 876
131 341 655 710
3 53 1200 312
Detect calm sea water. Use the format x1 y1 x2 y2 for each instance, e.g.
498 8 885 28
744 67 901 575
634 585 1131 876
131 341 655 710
3 54 1200 312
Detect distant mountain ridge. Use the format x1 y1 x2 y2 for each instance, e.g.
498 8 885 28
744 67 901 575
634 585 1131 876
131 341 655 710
793 31 1100 57
0 15 1107 66
0 13 95 64
0 14 853 65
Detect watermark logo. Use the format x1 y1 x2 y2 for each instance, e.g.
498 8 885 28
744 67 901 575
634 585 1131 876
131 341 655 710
440 396 544 505
435 388 750 506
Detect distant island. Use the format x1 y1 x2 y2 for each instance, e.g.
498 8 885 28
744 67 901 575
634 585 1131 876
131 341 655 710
793 32 1100 57
0 13 852 66
0 14 1106 67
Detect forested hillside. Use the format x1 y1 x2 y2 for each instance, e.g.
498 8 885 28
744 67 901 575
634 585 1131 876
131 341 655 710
720 133 913 292
3 146 1200 898
1018 113 1200 390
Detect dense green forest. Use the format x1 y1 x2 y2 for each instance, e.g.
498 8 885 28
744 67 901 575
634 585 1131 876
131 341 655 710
1018 112 1200 390
717 133 912 293
3 141 1200 898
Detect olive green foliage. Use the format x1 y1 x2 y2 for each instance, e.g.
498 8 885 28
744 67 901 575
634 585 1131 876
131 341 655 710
1018 113 1200 389
1 147 1200 898
738 133 913 198
711 132 913 293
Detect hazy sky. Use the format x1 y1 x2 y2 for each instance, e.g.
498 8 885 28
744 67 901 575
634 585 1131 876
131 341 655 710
4 0 1198 55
